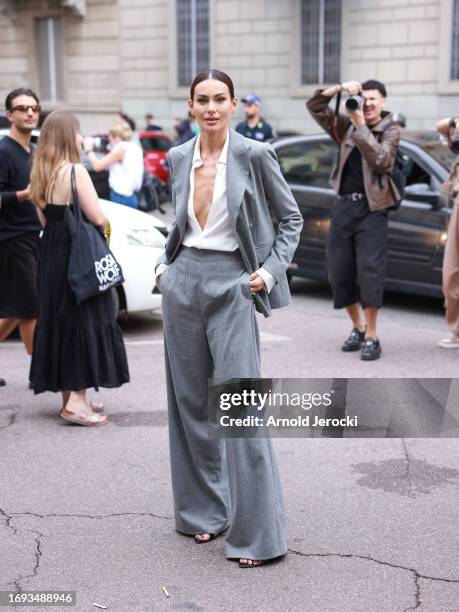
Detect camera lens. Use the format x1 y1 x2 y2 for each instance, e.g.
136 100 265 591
345 96 361 112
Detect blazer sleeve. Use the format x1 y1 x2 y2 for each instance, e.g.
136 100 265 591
154 150 176 273
259 145 303 282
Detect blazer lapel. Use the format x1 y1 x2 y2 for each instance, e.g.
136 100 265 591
226 129 250 230
173 130 250 235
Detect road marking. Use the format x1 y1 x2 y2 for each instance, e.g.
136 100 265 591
260 331 290 342
124 340 164 346
1 332 291 349
124 331 290 346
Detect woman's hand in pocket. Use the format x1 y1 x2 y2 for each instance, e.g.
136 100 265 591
249 272 266 294
155 264 169 290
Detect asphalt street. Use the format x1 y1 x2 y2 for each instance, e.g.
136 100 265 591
1 277 459 611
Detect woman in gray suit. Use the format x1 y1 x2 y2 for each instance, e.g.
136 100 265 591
155 69 303 567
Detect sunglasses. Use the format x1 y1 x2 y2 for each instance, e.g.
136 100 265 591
10 104 41 113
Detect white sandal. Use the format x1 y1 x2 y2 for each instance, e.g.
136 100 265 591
88 400 105 413
438 334 459 349
60 409 108 426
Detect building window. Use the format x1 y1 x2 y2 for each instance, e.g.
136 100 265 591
34 17 64 102
176 0 209 87
452 0 459 79
301 0 341 85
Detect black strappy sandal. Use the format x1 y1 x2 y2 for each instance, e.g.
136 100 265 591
239 555 285 568
194 533 217 544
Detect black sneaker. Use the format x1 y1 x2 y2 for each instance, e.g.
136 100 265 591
361 337 382 361
0 378 6 387
341 327 365 352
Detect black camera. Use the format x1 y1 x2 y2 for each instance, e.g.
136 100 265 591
345 95 363 112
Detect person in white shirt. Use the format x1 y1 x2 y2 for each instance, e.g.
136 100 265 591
154 69 302 569
84 124 144 208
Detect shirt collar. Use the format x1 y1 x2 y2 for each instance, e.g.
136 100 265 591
192 130 230 167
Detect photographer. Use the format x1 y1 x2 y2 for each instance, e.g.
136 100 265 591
306 80 401 361
436 117 459 348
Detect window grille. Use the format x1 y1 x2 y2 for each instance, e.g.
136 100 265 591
301 0 342 85
177 0 209 87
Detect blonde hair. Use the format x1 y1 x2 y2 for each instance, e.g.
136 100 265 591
30 110 81 208
109 123 132 142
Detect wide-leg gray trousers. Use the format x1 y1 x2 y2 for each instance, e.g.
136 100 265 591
160 245 288 560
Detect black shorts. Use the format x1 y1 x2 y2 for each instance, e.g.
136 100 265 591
326 198 388 309
0 233 40 318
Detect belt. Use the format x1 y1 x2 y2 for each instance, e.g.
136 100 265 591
341 192 365 201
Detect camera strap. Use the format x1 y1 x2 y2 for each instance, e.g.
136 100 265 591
330 90 343 182
331 90 342 145
335 90 342 119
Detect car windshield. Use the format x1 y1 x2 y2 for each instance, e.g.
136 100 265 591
140 136 170 152
419 141 457 171
404 132 457 171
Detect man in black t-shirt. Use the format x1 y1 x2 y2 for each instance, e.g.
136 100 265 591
235 93 274 142
0 88 42 384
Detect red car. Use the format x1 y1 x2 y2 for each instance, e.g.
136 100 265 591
138 130 171 184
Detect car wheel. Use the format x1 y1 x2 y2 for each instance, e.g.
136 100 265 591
111 287 120 320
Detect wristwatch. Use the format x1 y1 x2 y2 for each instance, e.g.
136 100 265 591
103 220 111 245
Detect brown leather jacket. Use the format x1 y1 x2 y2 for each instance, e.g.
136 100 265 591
306 89 401 211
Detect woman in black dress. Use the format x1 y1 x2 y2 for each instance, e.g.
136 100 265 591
29 110 129 426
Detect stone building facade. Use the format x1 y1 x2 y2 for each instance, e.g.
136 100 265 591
0 0 458 135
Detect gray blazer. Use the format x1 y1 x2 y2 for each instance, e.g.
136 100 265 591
155 128 303 318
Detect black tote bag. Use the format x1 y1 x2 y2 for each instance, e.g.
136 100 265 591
66 165 124 303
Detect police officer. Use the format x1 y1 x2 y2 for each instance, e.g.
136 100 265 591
235 93 273 142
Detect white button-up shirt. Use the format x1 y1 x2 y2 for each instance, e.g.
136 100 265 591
181 132 237 250
157 132 275 292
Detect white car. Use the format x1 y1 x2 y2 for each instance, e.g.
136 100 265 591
0 127 40 143
0 129 167 317
100 199 166 317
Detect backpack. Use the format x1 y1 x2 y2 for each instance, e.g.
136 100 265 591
377 120 406 211
137 171 160 212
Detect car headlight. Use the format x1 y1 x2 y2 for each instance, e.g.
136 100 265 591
126 228 165 248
